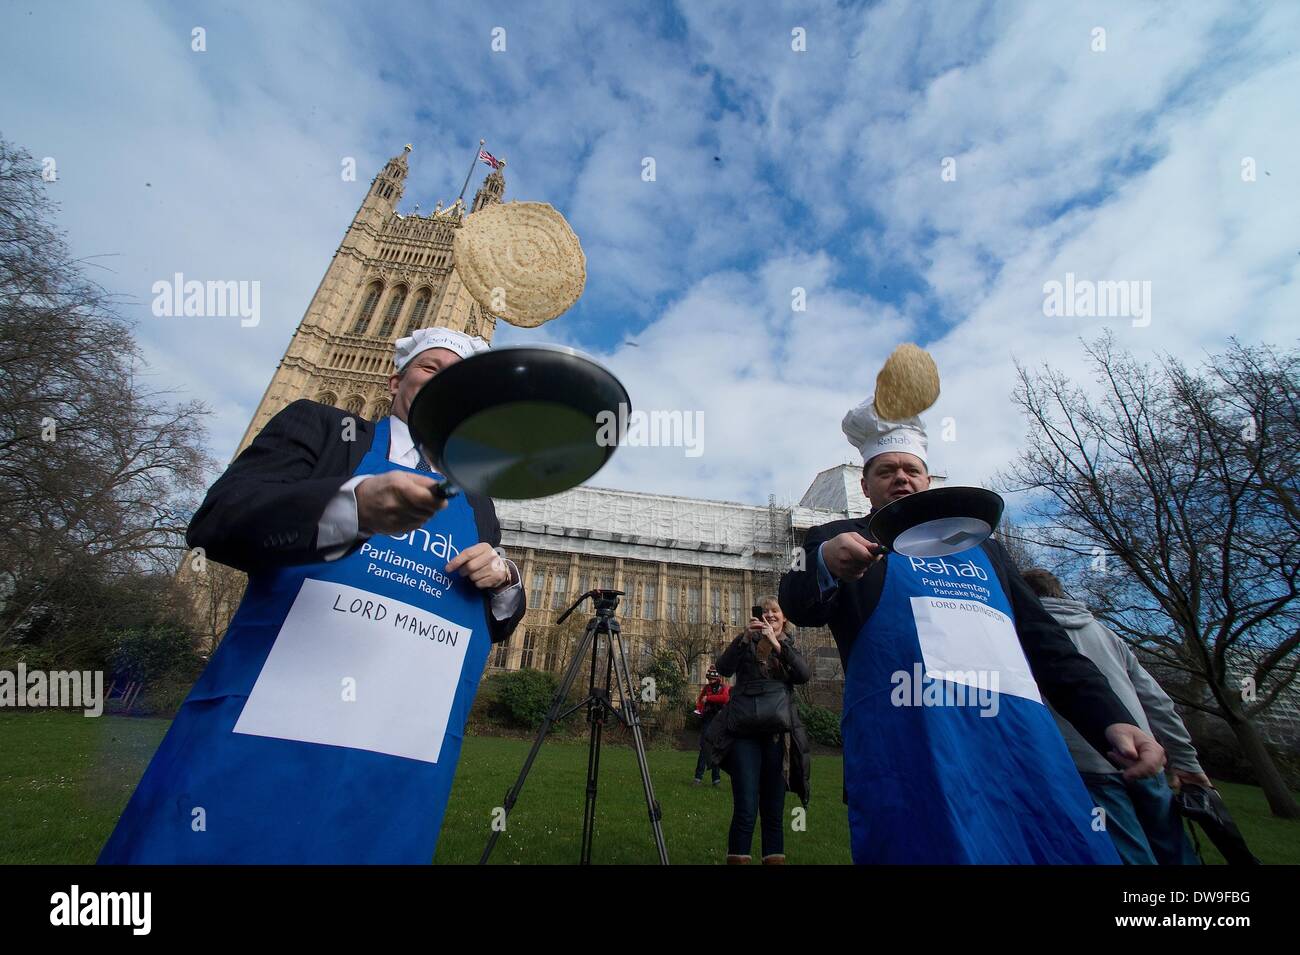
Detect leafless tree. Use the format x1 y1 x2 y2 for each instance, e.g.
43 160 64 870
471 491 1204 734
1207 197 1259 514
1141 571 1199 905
545 611 589 675
663 617 723 683
179 557 248 657
999 334 1299 817
994 514 1041 574
0 138 212 651
789 625 843 708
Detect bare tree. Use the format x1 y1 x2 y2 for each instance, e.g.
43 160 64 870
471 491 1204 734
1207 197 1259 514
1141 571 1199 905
0 138 212 652
994 514 1041 573
663 618 722 683
180 558 248 657
999 334 1299 817
545 611 589 675
790 626 842 708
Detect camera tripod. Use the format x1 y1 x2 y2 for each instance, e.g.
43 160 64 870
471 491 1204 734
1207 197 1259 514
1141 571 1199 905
479 589 669 864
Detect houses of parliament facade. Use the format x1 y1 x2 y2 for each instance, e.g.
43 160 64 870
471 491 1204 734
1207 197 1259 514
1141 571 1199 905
216 146 885 694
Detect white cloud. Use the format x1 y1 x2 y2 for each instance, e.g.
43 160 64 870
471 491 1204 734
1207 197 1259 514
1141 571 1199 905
1 0 1295 513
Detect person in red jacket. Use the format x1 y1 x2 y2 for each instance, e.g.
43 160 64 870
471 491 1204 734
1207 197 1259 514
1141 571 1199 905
693 666 731 786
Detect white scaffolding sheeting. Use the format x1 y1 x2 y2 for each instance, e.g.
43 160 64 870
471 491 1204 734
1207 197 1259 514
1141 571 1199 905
798 464 872 516
497 483 850 572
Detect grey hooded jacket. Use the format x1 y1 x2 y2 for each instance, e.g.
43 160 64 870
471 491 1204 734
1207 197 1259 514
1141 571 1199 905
1040 597 1204 776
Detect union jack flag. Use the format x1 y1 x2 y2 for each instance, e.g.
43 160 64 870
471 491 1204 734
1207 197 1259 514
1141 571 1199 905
478 149 502 169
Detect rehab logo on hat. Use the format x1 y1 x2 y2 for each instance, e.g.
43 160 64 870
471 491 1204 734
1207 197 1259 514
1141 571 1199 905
841 398 928 465
394 328 489 372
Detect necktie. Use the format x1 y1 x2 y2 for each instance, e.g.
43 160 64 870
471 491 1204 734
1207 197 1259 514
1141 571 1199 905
413 453 432 472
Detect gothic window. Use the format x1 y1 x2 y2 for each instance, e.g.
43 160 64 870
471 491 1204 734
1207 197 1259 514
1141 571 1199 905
369 399 391 420
520 629 537 669
543 631 560 672
730 589 744 626
403 288 432 337
710 588 722 624
688 585 701 624
644 581 657 620
376 285 408 340
315 390 338 408
491 638 510 669
550 573 568 610
530 572 545 607
343 395 365 416
350 282 382 335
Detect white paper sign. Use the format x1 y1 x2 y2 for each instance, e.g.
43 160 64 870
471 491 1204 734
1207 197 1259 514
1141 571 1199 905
234 578 473 763
909 596 1042 704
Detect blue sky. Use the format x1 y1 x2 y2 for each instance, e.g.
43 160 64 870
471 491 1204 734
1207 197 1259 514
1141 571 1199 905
1 0 1296 508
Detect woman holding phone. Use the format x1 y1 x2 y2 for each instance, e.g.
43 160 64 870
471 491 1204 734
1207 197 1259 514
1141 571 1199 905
707 595 811 864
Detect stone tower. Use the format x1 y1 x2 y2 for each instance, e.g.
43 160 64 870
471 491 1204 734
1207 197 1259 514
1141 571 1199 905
233 145 507 455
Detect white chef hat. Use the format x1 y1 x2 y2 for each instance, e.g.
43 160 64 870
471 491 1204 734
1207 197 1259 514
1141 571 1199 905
842 398 928 466
394 327 489 372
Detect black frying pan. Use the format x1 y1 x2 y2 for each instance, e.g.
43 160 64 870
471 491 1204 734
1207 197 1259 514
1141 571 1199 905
867 486 1005 558
406 345 629 500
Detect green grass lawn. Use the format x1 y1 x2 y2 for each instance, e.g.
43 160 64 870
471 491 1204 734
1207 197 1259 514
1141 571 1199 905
434 733 852 864
3 710 1297 865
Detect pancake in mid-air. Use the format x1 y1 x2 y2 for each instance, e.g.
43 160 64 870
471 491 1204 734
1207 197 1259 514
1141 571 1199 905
874 343 940 420
453 201 586 328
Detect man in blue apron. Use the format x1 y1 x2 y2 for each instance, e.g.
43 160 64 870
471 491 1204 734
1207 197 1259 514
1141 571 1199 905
100 328 526 864
779 399 1166 864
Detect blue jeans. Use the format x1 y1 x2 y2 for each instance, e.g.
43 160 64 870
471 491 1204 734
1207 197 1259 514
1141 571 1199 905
726 734 786 858
694 712 720 783
1082 773 1200 865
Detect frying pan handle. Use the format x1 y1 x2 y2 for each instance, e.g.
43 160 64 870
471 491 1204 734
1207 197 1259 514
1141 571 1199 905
431 480 461 502
413 439 459 501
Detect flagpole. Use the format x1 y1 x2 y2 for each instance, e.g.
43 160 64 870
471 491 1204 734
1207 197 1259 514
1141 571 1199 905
457 138 485 205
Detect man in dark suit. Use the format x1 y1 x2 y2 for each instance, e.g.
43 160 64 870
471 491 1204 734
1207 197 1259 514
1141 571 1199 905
187 327 525 641
100 327 525 863
779 398 1164 863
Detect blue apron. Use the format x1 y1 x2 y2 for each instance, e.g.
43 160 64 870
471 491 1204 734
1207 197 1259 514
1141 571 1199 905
842 545 1120 864
100 418 492 864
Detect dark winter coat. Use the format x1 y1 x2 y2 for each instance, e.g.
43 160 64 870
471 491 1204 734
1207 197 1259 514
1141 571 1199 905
704 630 813 805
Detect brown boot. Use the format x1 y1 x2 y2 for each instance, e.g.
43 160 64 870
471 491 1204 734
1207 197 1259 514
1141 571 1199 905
761 854 786 865
726 854 751 865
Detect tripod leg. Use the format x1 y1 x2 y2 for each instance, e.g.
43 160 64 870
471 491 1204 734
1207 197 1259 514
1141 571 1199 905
580 681 605 865
479 618 599 864
579 628 619 865
609 623 671 864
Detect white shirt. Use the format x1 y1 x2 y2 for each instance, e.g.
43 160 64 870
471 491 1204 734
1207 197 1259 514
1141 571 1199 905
316 416 523 621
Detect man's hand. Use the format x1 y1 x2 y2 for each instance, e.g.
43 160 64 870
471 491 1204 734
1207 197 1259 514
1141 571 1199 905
1170 769 1214 792
446 542 514 592
822 532 884 581
355 472 448 536
1104 724 1166 780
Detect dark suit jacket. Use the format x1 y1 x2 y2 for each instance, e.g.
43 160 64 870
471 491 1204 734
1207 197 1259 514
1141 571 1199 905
187 399 525 643
778 516 1134 758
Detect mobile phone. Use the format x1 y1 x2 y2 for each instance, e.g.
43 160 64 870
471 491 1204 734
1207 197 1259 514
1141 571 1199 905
752 605 765 620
